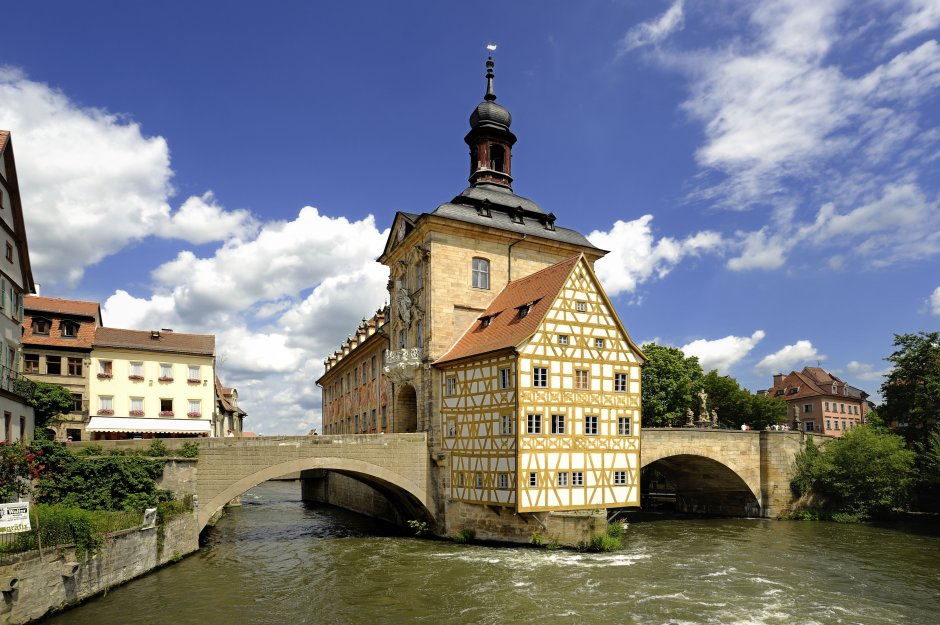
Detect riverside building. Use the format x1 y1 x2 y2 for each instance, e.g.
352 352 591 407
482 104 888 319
318 57 646 541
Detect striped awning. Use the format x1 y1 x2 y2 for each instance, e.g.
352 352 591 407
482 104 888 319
86 416 211 434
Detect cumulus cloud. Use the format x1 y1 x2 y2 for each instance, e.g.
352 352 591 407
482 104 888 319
756 340 825 375
618 0 685 54
589 215 723 296
929 286 940 315
681 330 766 374
845 360 890 383
0 68 256 287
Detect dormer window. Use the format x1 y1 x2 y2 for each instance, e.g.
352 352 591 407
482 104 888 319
543 219 556 231
476 201 492 218
832 384 837 394
509 209 524 225
517 300 539 319
480 316 491 329
33 317 51 335
60 321 79 338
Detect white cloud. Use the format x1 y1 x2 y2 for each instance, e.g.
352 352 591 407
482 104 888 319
889 0 940 46
618 0 685 54
755 340 825 374
681 330 766 374
845 360 890 383
929 286 940 314
0 68 255 287
588 215 723 296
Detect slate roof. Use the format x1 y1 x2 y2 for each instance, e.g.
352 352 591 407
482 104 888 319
93 327 215 356
435 255 580 364
25 296 101 319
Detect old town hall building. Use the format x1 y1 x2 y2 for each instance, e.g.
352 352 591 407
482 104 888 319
318 57 645 540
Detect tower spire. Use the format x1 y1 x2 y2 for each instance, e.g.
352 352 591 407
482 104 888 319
485 55 496 101
465 50 517 189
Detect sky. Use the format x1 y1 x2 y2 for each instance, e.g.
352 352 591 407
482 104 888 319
2 0 939 434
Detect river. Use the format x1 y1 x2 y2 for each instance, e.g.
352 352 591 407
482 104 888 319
41 481 940 625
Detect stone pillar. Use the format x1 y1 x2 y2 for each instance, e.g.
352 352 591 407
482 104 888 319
759 430 802 518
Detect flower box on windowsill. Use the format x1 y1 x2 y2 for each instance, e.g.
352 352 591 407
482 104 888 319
97 409 114 415
129 410 145 416
187 378 201 384
128 375 144 381
158 376 174 382
159 411 174 417
97 373 112 379
187 411 202 418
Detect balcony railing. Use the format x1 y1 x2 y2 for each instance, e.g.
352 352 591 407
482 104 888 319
383 348 423 384
1 365 36 401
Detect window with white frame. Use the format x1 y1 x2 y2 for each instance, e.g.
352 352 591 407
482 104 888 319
575 369 589 390
825 401 830 411
130 397 144 415
558 334 569 346
188 400 201 417
613 470 627 485
471 257 490 289
500 414 514 435
572 471 584 486
446 376 457 396
585 415 598 435
557 471 569 487
498 367 512 389
98 360 112 377
614 372 628 392
533 367 548 388
129 361 143 379
804 404 812 413
527 413 542 434
576 301 586 312
188 365 200 382
551 414 565 435
594 338 605 349
446 418 457 438
618 416 632 436
159 363 173 380
528 472 538 487
498 473 509 490
99 396 113 411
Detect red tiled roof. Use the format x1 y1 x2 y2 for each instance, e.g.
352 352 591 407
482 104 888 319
25 296 101 319
23 312 97 350
94 327 215 356
0 131 9 154
436 256 581 365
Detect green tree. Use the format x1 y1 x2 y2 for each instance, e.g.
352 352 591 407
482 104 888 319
28 382 74 431
0 442 43 502
791 426 915 519
641 344 703 427
880 331 940 446
701 370 748 426
745 393 787 430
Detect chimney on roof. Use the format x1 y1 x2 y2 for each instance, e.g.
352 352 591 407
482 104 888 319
773 373 784 387
151 330 160 339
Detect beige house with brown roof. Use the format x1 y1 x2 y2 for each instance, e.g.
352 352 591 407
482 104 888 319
764 366 869 436
88 328 216 439
22 296 103 440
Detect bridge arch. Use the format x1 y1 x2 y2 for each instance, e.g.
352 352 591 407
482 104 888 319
198 455 430 531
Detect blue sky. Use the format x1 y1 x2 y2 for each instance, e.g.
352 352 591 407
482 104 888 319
2 1 939 434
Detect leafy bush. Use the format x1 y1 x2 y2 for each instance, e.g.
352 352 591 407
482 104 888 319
147 440 169 457
453 528 476 544
0 442 43 502
76 445 103 456
407 519 430 537
530 532 544 546
606 521 625 540
177 441 200 458
587 533 622 552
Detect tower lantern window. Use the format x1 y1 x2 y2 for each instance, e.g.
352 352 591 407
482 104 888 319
490 144 505 172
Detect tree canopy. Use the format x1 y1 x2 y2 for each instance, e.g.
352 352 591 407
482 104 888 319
880 331 940 446
641 344 703 427
28 382 74 430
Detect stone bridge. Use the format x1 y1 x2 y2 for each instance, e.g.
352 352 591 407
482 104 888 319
193 433 430 530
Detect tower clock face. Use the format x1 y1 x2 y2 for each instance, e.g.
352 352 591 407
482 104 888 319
397 221 406 242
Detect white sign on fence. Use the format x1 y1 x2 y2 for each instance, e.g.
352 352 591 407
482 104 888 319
141 507 157 530
0 502 31 534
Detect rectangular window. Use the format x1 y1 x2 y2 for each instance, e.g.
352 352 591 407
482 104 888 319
528 472 538 488
498 473 509 490
381 406 388 428
527 413 542 435
806 421 815 432
826 419 831 430
585 415 598 435
371 409 376 429
23 353 39 373
71 393 83 412
614 470 627 486
188 400 201 416
130 397 144 415
160 398 173 414
594 338 605 349
446 376 457 396
5 242 12 262
4 412 10 441
457 473 465 488
498 367 512 389
842 420 847 430
558 335 569 346
446 418 457 438
500 414 514 435
557 472 569 487
355 368 360 386
67 357 83 376
575 369 589 390
398 329 406 349
551 414 565 435
99 396 113 412
159 363 173 380
614 372 628 392
60 321 78 337
129 361 143 379
576 301 586 312
371 356 377 380
572 471 584 487
825 401 830 411
188 365 201 382
46 356 61 375
618 417 632 436
834 420 840 430
804 404 812 413
471 257 490 289
533 367 548 388
840 403 845 413
475 472 483 488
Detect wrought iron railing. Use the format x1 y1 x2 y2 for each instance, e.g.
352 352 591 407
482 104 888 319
0 365 36 401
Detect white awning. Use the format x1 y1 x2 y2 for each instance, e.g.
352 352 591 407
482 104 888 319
86 416 212 434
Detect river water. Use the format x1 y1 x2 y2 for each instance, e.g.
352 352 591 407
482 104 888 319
42 481 940 625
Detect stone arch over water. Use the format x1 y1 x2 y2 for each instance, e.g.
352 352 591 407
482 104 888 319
198 456 431 531
641 454 761 517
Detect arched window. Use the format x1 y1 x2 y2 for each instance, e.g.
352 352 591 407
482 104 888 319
489 145 505 172
472 257 490 289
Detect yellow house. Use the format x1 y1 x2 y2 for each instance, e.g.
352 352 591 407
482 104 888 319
87 328 215 439
436 255 645 512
